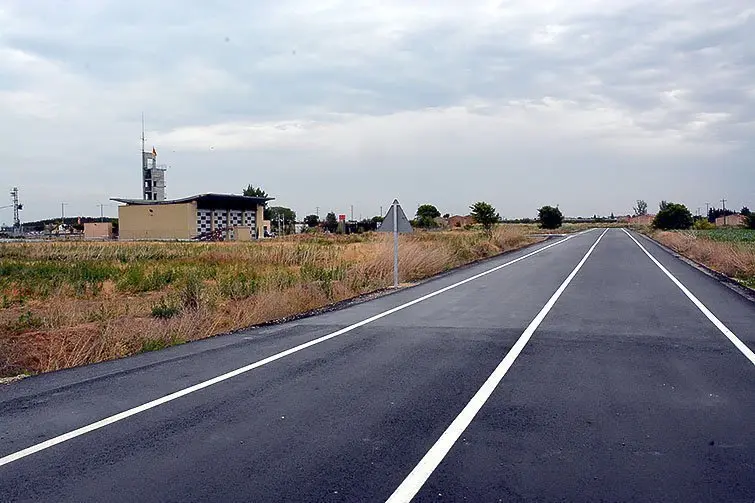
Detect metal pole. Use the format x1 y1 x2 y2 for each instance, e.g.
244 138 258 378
393 201 399 288
721 198 727 226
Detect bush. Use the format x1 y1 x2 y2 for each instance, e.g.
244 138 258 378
179 276 204 310
693 219 715 230
151 299 180 319
653 203 693 230
470 202 500 235
538 206 563 229
744 214 755 230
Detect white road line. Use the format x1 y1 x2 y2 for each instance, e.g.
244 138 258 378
385 228 610 503
622 228 755 366
0 230 593 468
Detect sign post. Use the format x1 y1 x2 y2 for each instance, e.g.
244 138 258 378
377 199 413 288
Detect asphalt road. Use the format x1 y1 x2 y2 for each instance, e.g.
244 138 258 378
1 229 753 502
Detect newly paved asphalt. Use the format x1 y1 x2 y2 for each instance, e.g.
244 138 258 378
0 229 753 502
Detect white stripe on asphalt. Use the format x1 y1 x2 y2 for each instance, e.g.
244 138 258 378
0 229 594 468
385 228 610 503
622 228 755 366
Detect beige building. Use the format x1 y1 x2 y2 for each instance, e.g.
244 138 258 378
113 193 272 240
715 214 746 227
83 222 114 239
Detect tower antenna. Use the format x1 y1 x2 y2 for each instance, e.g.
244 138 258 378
141 113 146 154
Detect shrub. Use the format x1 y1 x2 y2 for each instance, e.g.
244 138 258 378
693 219 715 230
538 206 563 229
744 214 755 230
218 272 259 300
653 203 693 230
179 276 204 310
470 202 500 235
151 299 181 319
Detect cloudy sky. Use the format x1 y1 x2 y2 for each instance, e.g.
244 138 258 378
1 0 753 223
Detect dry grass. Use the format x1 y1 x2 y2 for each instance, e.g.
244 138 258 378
652 230 755 287
1 227 538 376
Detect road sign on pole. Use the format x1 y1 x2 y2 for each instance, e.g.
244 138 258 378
377 199 413 287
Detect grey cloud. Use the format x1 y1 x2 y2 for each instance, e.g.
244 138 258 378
0 0 753 221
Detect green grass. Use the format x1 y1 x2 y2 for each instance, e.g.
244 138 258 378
689 228 755 243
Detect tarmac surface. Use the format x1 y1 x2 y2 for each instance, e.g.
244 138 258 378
1 228 753 502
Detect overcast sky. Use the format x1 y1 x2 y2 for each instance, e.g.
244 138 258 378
1 0 753 223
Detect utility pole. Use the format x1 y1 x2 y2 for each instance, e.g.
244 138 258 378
380 205 383 217
350 205 354 222
705 202 710 220
97 203 105 220
316 206 319 219
61 203 67 223
721 198 727 226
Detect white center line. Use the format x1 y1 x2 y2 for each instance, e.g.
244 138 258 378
385 228 609 503
622 228 755 366
0 230 593 468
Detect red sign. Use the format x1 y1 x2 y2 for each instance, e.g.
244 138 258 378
338 214 346 221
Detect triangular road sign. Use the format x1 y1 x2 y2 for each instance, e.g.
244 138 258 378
378 200 413 233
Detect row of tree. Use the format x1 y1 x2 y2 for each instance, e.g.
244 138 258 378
414 202 564 232
244 184 566 235
647 201 755 230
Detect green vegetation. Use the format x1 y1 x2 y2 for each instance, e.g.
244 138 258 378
537 206 564 229
415 204 441 228
653 202 693 230
469 202 500 235
689 228 755 243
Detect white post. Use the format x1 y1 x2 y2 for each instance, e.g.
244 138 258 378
393 201 399 288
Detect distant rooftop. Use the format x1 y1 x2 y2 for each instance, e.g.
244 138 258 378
112 193 274 210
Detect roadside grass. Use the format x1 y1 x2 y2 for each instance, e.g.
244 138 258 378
651 230 755 288
0 228 540 376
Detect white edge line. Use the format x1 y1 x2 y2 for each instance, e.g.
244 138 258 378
621 228 755 366
385 228 610 503
0 229 595 468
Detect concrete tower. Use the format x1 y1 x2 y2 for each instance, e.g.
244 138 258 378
141 116 166 201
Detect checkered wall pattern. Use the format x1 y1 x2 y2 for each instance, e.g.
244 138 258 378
195 209 256 237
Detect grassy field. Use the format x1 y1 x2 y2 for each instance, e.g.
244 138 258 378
651 228 755 289
0 227 539 377
687 228 755 243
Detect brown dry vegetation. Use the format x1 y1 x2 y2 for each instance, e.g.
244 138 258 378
651 230 755 288
1 227 537 376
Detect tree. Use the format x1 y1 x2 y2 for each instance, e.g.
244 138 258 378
741 207 751 216
653 202 693 230
304 214 320 227
243 185 268 199
442 213 450 219
610 212 615 220
659 200 669 212
470 201 500 235
744 213 755 229
266 206 296 234
324 212 338 232
538 205 564 229
633 200 648 216
415 204 441 228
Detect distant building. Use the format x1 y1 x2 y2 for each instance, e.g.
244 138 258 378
83 222 114 240
112 193 273 240
715 214 745 227
619 214 655 226
447 215 475 228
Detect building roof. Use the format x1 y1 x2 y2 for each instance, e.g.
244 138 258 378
112 193 274 210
